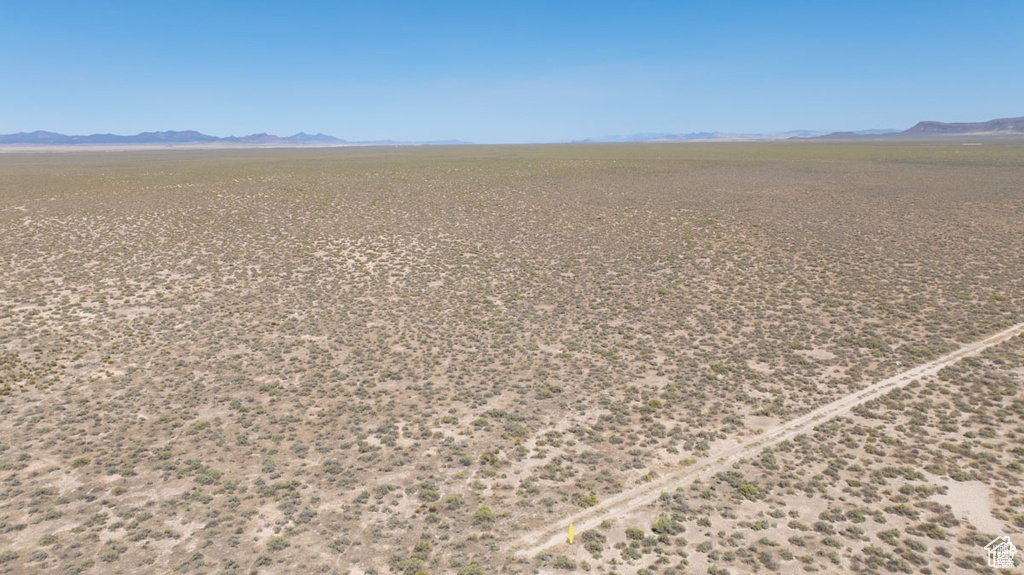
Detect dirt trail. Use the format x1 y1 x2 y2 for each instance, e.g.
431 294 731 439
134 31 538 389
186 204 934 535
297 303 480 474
512 322 1024 557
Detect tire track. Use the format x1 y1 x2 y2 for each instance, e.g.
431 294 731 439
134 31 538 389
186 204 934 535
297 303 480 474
512 322 1024 557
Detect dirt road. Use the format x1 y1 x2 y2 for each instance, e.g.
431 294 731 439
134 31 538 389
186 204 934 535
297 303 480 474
512 322 1024 557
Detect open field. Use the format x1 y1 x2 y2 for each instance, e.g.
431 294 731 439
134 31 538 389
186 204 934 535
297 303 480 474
1 141 1023 574
515 321 1024 557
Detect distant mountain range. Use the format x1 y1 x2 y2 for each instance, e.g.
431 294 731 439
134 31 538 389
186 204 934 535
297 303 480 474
577 129 898 143
812 116 1024 140
581 116 1024 143
0 130 472 146
3 116 1021 147
902 116 1024 136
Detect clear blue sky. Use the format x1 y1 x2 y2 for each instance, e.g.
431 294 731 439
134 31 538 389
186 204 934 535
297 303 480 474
2 1 1022 143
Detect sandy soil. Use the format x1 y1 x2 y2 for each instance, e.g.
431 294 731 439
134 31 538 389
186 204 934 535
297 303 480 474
514 321 1024 557
932 475 1004 536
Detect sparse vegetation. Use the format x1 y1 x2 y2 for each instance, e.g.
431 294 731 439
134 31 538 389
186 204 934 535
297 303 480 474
0 142 1021 573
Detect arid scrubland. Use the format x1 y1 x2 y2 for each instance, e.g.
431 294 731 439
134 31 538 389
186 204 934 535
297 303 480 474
0 142 1022 574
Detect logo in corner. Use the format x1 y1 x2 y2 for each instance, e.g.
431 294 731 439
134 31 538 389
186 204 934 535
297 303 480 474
986 536 1018 569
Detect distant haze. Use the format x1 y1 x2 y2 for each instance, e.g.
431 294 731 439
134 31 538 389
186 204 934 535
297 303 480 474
4 116 1024 148
0 130 471 147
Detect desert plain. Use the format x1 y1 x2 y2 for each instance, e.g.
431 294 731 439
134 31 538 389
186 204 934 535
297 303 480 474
1 141 1023 574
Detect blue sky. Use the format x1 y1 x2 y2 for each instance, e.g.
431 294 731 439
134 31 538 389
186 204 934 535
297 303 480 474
1 1 1022 143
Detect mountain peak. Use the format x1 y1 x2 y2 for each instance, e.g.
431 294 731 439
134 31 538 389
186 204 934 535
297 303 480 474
808 115 1024 139
903 116 1024 135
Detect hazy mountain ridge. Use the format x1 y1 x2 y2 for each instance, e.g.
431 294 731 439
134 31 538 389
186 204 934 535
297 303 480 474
580 130 830 143
902 116 1024 135
812 116 1024 139
4 117 1020 146
585 116 1024 143
0 130 471 146
578 128 902 143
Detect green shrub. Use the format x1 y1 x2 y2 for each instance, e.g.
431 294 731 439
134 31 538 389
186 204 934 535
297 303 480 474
621 545 642 560
738 483 759 500
571 492 598 508
582 530 606 557
651 516 676 534
99 541 127 562
552 555 576 570
266 536 290 551
457 562 484 575
787 520 809 531
473 506 496 528
916 523 947 540
412 539 432 560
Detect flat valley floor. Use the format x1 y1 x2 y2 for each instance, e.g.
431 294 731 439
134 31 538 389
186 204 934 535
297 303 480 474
1 142 1022 574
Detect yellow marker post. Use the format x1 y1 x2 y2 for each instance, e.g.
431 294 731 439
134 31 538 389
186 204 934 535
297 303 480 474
568 523 574 544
